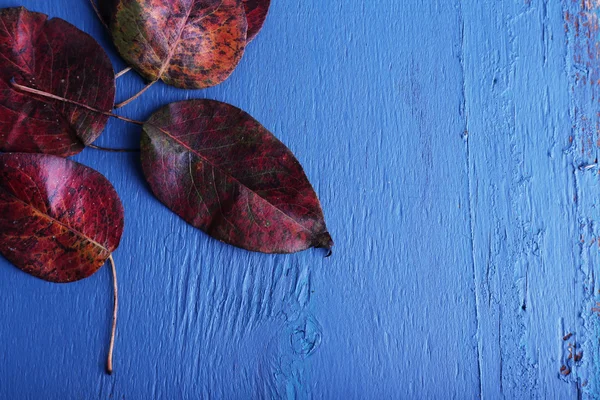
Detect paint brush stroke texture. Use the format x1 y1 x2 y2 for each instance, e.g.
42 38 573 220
2 0 600 398
464 0 600 397
564 0 600 396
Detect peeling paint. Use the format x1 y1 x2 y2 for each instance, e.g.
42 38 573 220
565 0 600 397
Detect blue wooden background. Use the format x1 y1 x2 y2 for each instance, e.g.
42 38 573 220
1 0 600 398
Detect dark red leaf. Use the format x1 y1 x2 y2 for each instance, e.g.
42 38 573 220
109 0 247 89
0 7 116 157
0 153 124 282
140 99 333 254
244 0 270 42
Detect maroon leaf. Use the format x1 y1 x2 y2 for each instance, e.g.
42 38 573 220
244 0 271 42
0 153 124 282
108 0 247 89
140 99 333 254
0 7 115 157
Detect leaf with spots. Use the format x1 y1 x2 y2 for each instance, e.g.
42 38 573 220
244 0 270 42
0 152 124 373
141 99 333 254
0 7 116 157
108 0 247 90
96 0 267 43
0 153 124 281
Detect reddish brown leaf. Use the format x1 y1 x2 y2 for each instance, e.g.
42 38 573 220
98 0 265 42
0 153 124 282
0 7 116 157
109 0 247 89
244 0 270 42
140 99 333 254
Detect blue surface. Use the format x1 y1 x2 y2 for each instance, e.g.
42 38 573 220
2 0 600 398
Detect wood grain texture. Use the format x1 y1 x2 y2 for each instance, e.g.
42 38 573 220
463 1 578 397
0 0 599 398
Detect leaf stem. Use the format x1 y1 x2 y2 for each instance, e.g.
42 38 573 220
115 81 156 109
106 254 118 375
11 81 144 126
88 144 140 153
89 0 108 29
115 67 132 79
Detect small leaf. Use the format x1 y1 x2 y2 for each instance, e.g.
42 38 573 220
244 0 271 42
109 0 247 89
140 99 333 254
0 7 116 157
0 153 124 282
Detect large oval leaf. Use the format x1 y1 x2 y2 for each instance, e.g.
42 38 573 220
141 100 333 254
0 153 124 282
0 7 116 157
244 0 270 42
110 0 247 89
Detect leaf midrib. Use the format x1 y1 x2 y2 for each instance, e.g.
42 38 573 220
6 12 87 148
151 124 316 236
0 186 110 254
155 0 225 81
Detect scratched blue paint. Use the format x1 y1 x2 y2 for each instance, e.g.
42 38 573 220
1 0 599 398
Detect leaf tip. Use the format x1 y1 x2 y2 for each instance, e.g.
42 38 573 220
314 231 334 257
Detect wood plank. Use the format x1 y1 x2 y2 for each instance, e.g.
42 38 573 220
308 1 481 397
464 0 598 397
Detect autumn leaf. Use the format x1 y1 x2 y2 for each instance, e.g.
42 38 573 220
244 0 270 42
0 152 124 373
109 0 247 90
96 0 266 43
0 153 124 282
0 7 116 157
140 99 333 254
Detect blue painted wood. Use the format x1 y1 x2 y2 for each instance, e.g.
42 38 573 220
463 2 579 398
1 0 599 398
